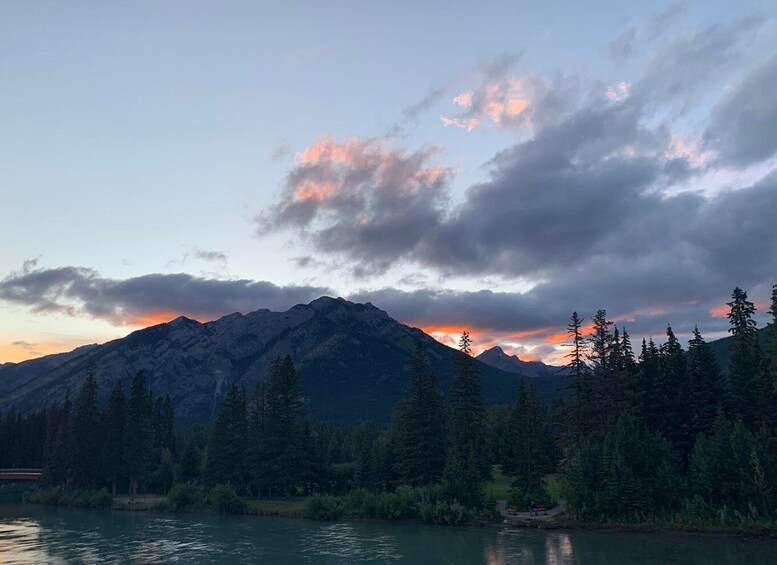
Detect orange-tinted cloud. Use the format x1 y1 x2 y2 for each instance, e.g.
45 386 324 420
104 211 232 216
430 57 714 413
710 304 729 318
443 79 532 131
294 180 339 203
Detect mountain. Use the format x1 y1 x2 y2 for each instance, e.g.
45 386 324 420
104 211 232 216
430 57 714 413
706 326 771 374
0 297 565 426
476 346 565 378
0 344 98 399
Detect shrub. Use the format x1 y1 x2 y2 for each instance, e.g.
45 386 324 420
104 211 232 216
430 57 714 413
208 485 246 515
303 494 343 520
90 488 113 509
168 482 205 511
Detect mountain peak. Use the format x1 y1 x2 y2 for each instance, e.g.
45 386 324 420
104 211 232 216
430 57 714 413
483 345 508 356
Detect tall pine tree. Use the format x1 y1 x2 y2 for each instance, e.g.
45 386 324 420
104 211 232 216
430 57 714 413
394 342 446 485
71 364 101 489
727 287 761 427
104 379 127 495
125 371 153 499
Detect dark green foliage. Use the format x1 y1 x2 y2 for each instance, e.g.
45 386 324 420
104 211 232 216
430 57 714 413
565 415 680 521
686 328 726 440
393 343 446 486
502 381 558 502
446 331 487 505
41 397 72 487
727 287 761 425
152 395 175 454
168 482 206 511
25 487 113 509
208 484 246 514
103 380 126 495
253 356 313 497
205 384 248 489
152 448 176 494
302 485 478 525
768 284 777 365
125 371 153 498
70 364 102 489
177 436 203 484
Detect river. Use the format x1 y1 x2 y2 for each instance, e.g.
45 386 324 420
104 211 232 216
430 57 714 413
1 504 776 564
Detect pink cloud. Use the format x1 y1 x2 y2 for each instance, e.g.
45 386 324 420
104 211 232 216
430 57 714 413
444 78 536 131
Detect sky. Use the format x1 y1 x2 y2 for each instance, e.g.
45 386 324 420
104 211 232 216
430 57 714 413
2 0 777 364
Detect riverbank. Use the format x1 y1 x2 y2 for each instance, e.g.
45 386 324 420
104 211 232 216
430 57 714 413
22 485 777 537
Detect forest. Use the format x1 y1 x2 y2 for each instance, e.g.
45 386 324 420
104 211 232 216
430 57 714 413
1 284 775 528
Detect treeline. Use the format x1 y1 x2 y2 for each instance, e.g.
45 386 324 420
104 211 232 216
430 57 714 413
563 285 777 527
1 334 558 523
0 366 175 497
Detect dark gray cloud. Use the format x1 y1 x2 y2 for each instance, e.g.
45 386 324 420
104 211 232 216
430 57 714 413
704 53 777 167
0 265 332 325
257 136 452 276
11 341 35 350
254 26 777 346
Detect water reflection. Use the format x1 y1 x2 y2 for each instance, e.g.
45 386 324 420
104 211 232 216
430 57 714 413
2 505 777 564
545 533 574 565
0 518 54 564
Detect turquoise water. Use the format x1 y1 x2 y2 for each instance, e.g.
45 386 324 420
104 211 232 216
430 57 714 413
1 504 776 564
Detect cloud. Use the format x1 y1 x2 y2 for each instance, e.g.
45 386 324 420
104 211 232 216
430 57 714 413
441 71 582 133
704 53 777 167
0 265 332 326
255 33 777 349
167 246 229 270
11 340 36 350
633 19 760 112
193 248 228 264
608 27 638 61
256 135 453 276
647 1 687 40
388 87 448 136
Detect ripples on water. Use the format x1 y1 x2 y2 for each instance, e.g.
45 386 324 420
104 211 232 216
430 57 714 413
2 505 777 564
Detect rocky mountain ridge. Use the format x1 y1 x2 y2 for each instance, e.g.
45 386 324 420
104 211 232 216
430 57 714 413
0 297 564 425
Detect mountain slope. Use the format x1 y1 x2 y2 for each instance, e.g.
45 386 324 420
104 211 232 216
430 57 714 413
0 297 565 425
706 326 771 374
476 346 565 378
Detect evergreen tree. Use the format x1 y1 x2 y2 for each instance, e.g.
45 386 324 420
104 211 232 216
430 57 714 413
152 394 175 454
638 338 665 432
768 284 777 367
448 331 487 504
104 379 127 495
153 447 175 494
586 310 617 433
71 364 102 489
206 383 249 489
41 397 72 488
125 371 153 499
394 342 446 485
727 287 761 426
564 311 592 436
660 325 692 459
504 381 557 504
260 356 313 497
178 434 203 484
686 327 726 439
